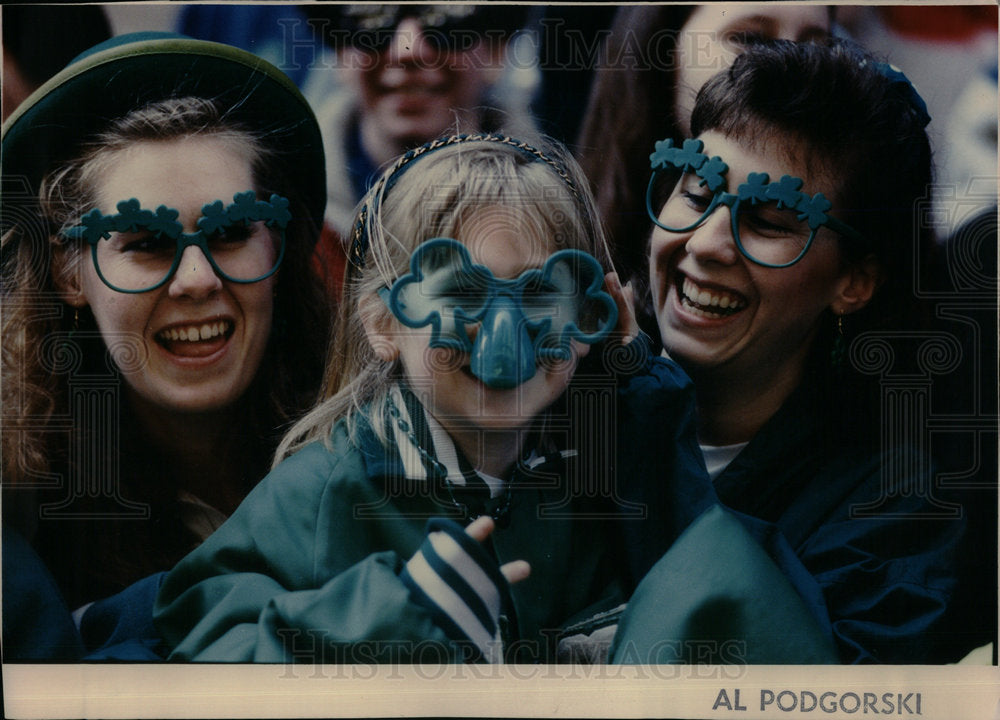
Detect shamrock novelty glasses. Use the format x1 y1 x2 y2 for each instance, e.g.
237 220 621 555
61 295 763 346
385 238 618 389
646 139 866 268
63 191 290 293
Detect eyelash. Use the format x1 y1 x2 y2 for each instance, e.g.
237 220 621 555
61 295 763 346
207 224 254 243
120 234 174 253
741 212 797 236
675 191 799 236
682 191 713 211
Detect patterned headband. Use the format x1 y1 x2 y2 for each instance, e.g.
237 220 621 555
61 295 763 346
348 133 582 270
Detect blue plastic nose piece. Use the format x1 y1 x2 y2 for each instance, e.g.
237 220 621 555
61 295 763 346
470 294 536 389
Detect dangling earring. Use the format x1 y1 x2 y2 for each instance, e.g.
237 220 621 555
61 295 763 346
831 312 846 369
62 307 80 355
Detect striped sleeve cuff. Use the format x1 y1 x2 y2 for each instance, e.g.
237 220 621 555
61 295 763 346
400 518 508 663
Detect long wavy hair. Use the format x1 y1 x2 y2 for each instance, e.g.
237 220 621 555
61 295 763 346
1 97 332 601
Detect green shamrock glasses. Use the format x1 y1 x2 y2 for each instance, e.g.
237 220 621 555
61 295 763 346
646 139 866 268
63 191 290 293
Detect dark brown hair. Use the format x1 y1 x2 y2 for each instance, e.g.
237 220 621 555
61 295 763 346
690 38 934 340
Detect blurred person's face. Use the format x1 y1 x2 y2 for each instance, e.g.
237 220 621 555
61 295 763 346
674 5 830 134
2 48 38 122
342 18 502 164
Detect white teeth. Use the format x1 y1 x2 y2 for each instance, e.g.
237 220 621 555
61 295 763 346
159 321 230 343
683 301 717 319
681 277 745 316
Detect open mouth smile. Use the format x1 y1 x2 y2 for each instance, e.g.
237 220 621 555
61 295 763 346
155 319 234 357
677 276 747 319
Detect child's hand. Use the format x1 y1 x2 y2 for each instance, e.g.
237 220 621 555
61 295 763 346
401 516 527 662
466 515 531 584
604 272 639 346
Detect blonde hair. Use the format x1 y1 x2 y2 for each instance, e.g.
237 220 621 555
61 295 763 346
274 134 612 462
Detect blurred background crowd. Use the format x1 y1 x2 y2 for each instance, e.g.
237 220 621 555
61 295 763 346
5 3 996 244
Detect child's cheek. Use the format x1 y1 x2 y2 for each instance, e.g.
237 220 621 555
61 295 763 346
538 341 588 379
425 346 465 376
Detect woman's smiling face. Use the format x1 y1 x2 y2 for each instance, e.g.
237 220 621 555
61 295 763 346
65 135 276 416
649 130 855 389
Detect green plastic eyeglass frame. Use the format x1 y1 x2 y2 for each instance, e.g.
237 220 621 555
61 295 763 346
62 191 290 294
645 138 867 268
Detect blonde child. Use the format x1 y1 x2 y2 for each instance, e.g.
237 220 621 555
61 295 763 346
154 134 631 662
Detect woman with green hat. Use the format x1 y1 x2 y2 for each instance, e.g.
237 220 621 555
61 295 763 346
1 33 333 646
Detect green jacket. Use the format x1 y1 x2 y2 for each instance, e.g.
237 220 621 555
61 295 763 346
154 392 619 663
154 351 836 665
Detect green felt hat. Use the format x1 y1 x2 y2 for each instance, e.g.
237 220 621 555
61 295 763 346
1 32 326 244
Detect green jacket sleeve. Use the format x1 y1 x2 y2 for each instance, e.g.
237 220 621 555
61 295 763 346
610 505 839 664
153 441 456 662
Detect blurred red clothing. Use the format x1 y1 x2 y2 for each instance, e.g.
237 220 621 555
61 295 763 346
880 6 997 42
313 222 348 300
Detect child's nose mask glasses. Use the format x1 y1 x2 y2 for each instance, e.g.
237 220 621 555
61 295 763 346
383 238 618 389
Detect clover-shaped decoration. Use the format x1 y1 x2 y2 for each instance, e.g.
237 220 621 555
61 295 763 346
698 155 729 193
65 208 115 244
387 238 492 353
737 172 771 206
512 262 577 363
650 138 709 175
260 194 291 229
671 138 709 174
228 191 260 225
649 138 678 170
197 200 230 236
148 206 183 239
764 175 805 210
112 199 155 234
532 249 618 350
795 192 833 230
